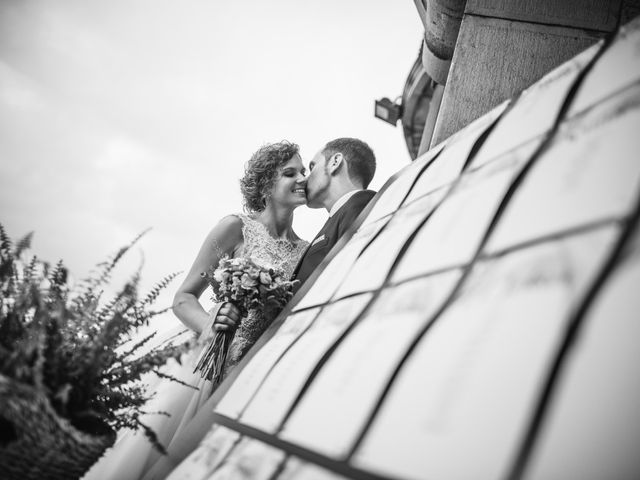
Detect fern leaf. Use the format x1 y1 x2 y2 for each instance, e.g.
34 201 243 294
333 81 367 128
118 330 158 361
139 271 181 307
14 231 34 257
0 223 12 255
151 368 198 389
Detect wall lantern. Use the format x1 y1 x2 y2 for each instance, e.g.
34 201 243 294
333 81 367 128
374 97 402 126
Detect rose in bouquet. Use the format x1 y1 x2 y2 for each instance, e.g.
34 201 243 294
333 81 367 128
194 256 296 386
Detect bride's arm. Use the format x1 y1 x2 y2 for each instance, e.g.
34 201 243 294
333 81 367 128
172 215 243 334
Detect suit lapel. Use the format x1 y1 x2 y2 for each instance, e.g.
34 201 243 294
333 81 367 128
292 218 331 279
291 191 375 280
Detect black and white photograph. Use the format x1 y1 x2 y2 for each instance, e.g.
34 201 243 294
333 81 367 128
2 1 640 479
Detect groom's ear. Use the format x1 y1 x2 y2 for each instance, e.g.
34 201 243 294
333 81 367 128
327 153 344 175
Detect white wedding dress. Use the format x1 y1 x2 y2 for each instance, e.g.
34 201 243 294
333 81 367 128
82 214 307 480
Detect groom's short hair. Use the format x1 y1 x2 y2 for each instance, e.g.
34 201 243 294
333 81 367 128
322 138 376 188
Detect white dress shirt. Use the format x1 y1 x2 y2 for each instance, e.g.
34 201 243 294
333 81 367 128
328 189 362 217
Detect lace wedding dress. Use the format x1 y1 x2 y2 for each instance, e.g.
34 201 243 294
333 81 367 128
82 214 307 480
223 214 308 371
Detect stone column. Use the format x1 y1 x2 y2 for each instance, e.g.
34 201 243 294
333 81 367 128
428 0 624 148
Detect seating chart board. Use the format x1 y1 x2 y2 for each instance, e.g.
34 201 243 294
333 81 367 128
472 44 598 169
238 294 373 432
168 17 640 480
524 224 640 480
280 273 462 458
486 87 640 254
352 227 617 480
215 308 321 419
568 18 640 116
361 143 444 225
402 100 507 205
293 218 388 310
333 193 446 298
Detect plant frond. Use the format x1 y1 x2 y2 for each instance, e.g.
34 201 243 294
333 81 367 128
139 271 181 307
0 225 190 454
14 231 34 257
76 228 151 299
118 330 157 361
151 368 198 390
0 222 12 255
136 419 167 455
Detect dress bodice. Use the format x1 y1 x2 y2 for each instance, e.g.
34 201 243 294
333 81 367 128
224 213 308 370
235 213 308 279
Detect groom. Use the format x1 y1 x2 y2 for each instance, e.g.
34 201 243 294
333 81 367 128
291 137 377 290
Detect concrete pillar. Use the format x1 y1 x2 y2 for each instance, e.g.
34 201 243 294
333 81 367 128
422 0 467 84
429 0 623 147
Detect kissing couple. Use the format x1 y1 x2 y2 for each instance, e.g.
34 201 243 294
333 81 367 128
86 137 377 480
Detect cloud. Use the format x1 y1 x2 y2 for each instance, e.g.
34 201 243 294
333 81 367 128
0 0 422 309
0 61 42 111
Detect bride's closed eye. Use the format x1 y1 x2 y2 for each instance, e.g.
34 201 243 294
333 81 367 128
282 168 306 178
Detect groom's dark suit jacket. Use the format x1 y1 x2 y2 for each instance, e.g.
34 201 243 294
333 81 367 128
292 189 376 291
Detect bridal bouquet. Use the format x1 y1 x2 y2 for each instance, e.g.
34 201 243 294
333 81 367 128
194 256 296 385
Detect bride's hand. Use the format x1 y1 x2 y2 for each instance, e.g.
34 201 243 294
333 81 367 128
213 302 241 332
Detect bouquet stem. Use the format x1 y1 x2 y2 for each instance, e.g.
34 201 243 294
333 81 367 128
194 330 235 386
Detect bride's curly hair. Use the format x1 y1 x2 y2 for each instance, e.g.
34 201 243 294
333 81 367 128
240 140 300 212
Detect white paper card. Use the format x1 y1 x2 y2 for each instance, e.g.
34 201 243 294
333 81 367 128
353 227 617 480
293 219 388 310
271 457 304 480
393 143 535 282
216 309 319 419
524 227 640 480
361 144 444 224
486 102 640 254
167 425 240 480
569 16 640 116
404 101 508 204
334 192 446 298
283 461 350 480
208 437 285 480
279 272 462 458
472 46 596 169
239 294 373 432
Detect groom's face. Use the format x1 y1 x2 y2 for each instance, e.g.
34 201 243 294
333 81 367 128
305 150 332 209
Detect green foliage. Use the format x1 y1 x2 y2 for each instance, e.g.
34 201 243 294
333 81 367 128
0 223 193 453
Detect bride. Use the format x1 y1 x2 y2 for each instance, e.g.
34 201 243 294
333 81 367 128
83 140 309 480
173 140 308 372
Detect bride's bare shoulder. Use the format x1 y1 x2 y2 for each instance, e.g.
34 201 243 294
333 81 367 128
200 214 244 253
218 214 244 230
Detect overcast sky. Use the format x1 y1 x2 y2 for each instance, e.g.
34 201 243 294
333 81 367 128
0 0 422 329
